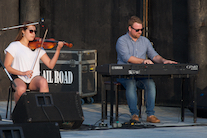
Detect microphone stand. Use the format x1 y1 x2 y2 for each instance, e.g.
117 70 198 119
0 18 44 31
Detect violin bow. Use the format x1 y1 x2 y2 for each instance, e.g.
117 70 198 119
31 28 48 71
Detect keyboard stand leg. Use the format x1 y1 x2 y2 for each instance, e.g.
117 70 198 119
193 77 197 123
115 85 118 121
110 76 114 125
181 78 185 122
101 77 107 121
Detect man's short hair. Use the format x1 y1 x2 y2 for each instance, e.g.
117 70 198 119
128 16 143 26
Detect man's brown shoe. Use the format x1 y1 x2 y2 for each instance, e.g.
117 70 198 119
146 115 160 123
131 114 139 121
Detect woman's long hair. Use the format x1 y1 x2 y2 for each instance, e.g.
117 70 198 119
15 21 34 41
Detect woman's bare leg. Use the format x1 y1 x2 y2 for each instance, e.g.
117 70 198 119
13 78 27 104
29 76 49 92
13 76 49 104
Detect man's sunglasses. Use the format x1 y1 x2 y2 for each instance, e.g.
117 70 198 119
131 26 144 32
28 29 37 34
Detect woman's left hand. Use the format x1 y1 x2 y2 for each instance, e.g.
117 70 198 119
56 41 64 51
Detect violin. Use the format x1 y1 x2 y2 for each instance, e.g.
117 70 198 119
29 37 73 50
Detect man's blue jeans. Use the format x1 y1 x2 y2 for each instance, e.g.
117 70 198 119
117 78 156 116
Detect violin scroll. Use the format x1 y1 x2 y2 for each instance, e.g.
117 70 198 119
63 42 73 48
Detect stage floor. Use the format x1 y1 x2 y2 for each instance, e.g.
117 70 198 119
1 101 207 138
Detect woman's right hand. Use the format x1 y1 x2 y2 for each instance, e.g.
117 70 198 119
23 70 33 78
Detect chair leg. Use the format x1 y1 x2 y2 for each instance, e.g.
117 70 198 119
9 88 13 119
138 89 142 118
6 87 11 119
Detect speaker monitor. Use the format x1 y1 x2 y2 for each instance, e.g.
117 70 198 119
0 122 61 138
0 125 24 138
12 92 84 129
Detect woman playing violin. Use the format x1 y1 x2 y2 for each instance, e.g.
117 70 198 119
4 22 64 103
